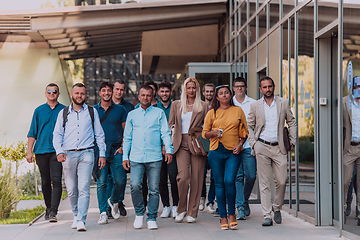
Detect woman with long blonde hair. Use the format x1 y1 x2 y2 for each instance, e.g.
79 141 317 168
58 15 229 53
169 77 208 223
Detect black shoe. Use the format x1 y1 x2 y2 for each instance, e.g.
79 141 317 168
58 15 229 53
213 208 220 217
262 218 273 226
44 209 50 220
49 212 57 222
106 207 114 219
357 218 360 226
274 211 282 224
118 201 127 217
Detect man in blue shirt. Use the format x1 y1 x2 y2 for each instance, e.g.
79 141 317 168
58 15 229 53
27 83 65 223
112 80 135 114
53 83 106 231
123 84 173 230
94 82 127 225
157 80 179 219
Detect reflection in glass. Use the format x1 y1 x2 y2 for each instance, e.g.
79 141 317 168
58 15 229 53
318 0 338 31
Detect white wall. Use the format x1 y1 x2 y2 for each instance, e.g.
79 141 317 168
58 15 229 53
0 48 72 147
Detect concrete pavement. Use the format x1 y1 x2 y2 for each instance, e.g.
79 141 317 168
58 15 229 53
0 187 350 240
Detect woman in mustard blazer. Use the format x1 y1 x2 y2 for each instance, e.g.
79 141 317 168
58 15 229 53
169 77 208 223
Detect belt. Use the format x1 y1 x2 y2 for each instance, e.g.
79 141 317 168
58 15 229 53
67 146 94 152
351 141 360 146
258 138 278 146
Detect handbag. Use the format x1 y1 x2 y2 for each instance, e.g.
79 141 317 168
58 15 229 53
283 126 291 152
188 127 209 156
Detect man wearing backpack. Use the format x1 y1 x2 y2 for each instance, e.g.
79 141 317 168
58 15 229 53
93 82 127 224
53 83 106 231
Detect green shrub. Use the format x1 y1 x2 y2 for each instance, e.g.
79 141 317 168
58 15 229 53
18 169 41 196
0 205 45 224
0 163 19 219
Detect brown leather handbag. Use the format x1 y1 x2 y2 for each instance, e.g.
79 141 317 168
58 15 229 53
188 127 208 156
283 126 291 152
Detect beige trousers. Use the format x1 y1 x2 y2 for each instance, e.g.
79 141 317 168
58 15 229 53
254 141 287 218
343 145 360 213
175 134 206 218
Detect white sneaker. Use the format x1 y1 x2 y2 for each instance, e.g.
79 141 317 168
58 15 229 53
171 206 178 218
186 216 196 223
108 198 120 219
160 206 171 218
175 211 186 222
199 197 205 211
71 217 77 229
77 221 86 231
207 203 216 213
98 212 108 225
133 215 144 229
147 220 158 230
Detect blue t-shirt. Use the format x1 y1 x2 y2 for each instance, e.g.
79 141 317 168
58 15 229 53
119 98 134 115
94 102 127 144
156 101 172 122
28 102 65 154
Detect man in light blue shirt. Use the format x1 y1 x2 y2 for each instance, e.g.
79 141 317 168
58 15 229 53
123 84 173 230
232 77 256 220
53 83 106 231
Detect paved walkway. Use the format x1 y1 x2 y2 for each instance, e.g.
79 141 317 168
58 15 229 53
0 187 350 240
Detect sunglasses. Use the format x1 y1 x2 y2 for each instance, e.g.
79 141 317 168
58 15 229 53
216 85 229 89
47 90 58 94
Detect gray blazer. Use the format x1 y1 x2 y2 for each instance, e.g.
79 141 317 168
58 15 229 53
247 96 297 155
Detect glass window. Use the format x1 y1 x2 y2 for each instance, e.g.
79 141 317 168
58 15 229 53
249 18 256 46
283 0 294 18
259 6 267 39
258 39 267 69
269 28 281 96
318 0 338 31
270 0 280 28
343 1 360 235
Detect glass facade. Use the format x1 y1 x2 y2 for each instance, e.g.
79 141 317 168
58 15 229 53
220 0 360 236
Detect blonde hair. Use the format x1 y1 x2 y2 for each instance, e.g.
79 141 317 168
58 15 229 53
180 77 203 114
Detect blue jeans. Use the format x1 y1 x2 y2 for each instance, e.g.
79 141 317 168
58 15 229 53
208 143 242 218
130 161 162 221
63 149 94 224
235 148 257 209
97 153 127 213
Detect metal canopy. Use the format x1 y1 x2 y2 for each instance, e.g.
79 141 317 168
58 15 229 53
0 0 227 60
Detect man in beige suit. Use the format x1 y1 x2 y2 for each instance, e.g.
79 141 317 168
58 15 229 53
343 76 360 225
247 76 297 226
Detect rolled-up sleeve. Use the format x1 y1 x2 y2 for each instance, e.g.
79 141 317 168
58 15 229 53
160 111 173 154
123 114 133 161
27 109 38 139
93 108 106 158
53 109 65 155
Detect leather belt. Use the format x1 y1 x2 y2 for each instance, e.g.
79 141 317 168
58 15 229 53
351 141 360 146
258 138 278 146
68 146 94 152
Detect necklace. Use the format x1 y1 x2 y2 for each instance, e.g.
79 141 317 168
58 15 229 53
187 104 194 107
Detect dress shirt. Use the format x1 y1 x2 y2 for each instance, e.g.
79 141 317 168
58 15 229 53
53 103 106 157
259 97 278 142
233 95 256 149
28 102 65 154
352 101 360 141
123 105 173 163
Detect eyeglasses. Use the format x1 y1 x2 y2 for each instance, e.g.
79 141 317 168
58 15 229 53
46 90 58 94
216 85 229 89
234 85 246 88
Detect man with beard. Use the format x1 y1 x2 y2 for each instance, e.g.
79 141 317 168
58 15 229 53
123 84 173 230
156 80 179 218
202 83 215 105
247 76 297 227
53 83 106 231
94 82 127 225
27 83 65 223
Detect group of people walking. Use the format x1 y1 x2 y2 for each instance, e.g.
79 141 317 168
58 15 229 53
26 75 297 232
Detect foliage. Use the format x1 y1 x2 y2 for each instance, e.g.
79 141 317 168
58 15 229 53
0 163 19 219
18 169 41 196
0 206 46 225
299 136 314 165
0 141 27 169
67 59 84 82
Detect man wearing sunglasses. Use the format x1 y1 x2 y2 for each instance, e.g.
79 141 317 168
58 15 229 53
232 77 256 220
27 83 65 223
